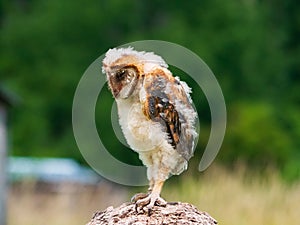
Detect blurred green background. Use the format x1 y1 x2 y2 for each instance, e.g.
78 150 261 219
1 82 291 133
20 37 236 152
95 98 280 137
1 0 299 182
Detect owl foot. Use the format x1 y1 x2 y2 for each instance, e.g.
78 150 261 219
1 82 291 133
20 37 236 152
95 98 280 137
134 193 167 215
131 192 149 203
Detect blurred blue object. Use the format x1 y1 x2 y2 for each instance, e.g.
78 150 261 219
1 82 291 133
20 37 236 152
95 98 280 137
8 157 101 185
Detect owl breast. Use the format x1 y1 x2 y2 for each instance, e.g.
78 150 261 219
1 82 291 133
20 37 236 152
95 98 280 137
116 97 168 152
116 97 188 178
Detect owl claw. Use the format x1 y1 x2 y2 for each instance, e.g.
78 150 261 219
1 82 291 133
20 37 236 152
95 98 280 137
134 193 167 214
131 192 149 203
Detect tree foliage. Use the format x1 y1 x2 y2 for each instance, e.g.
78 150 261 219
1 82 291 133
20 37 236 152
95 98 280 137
1 0 299 180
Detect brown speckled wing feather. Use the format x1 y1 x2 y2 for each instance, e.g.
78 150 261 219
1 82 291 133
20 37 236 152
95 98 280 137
141 70 198 160
144 95 181 148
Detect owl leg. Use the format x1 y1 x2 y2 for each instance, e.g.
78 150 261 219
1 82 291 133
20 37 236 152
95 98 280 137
148 178 154 192
147 179 167 208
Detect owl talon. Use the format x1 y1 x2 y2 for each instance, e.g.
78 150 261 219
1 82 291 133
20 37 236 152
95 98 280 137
135 195 151 213
131 192 149 203
155 197 167 207
134 193 167 214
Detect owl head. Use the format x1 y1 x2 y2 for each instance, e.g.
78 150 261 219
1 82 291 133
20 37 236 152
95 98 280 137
102 47 168 99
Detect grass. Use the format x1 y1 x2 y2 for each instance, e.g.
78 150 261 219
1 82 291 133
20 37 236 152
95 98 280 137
162 165 300 225
8 181 128 225
8 165 299 225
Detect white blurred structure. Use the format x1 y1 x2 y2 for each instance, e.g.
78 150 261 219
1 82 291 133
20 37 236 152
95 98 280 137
8 157 100 186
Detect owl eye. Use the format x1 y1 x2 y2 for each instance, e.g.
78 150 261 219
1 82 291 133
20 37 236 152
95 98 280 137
116 69 126 80
110 66 138 98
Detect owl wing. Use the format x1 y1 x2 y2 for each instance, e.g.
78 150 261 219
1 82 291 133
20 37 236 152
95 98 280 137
140 71 198 160
143 95 181 148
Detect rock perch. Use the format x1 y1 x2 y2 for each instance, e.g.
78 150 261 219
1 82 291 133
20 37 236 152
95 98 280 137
87 202 217 225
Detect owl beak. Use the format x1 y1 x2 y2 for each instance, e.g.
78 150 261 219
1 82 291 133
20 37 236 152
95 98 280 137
112 88 120 98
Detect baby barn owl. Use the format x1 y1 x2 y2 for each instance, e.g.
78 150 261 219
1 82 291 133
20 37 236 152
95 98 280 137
102 47 198 212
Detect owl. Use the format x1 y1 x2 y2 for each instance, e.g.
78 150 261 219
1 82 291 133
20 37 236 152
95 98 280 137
102 47 198 213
